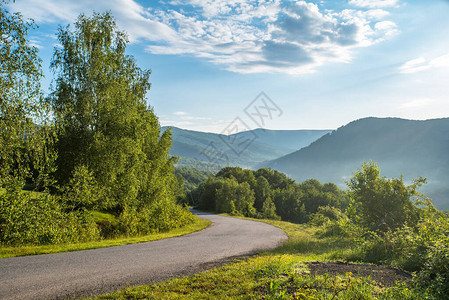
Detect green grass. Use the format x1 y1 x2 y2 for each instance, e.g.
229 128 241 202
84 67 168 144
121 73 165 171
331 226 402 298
0 217 211 258
93 216 418 300
95 255 416 299
221 215 353 260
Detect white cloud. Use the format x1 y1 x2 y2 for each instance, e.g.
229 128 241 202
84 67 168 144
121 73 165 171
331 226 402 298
8 0 178 43
349 0 399 8
399 57 428 74
148 1 399 74
374 20 399 39
431 53 449 68
171 111 211 121
28 39 43 49
160 114 224 133
9 0 399 74
399 53 449 74
401 98 436 109
173 0 281 21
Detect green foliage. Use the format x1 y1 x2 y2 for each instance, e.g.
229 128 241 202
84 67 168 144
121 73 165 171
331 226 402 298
313 162 449 298
309 206 346 226
215 179 237 214
215 178 256 217
175 167 212 193
255 168 295 190
417 239 449 298
1 9 195 245
118 199 195 235
96 253 416 300
90 211 119 237
0 1 92 246
254 176 272 212
216 166 256 187
262 196 280 220
197 177 224 211
0 179 99 246
347 161 421 232
174 157 223 173
1 0 40 180
63 165 100 211
344 202 449 298
49 12 193 235
300 180 348 213
0 0 56 187
273 185 307 223
317 217 359 238
192 167 346 223
0 217 211 258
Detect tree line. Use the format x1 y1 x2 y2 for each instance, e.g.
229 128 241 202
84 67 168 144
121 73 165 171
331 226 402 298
0 3 193 246
184 166 349 223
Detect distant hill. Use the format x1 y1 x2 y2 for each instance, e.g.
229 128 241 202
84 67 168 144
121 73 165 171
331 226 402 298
232 128 332 153
163 126 330 168
262 117 449 209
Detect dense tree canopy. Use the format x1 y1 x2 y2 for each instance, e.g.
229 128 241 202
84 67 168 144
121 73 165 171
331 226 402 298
190 167 348 223
175 167 212 193
49 12 178 217
1 8 194 246
0 0 47 184
0 2 98 246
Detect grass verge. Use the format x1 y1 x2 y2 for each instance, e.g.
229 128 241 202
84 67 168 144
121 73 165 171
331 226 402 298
0 217 211 258
93 216 418 299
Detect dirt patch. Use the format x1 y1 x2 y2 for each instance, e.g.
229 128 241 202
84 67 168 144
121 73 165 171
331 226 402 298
306 261 412 287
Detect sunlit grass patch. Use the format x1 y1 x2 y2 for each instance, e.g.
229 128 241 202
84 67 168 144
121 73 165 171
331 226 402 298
226 215 354 260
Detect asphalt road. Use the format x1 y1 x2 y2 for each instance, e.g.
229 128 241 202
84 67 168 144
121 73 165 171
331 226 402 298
0 212 287 299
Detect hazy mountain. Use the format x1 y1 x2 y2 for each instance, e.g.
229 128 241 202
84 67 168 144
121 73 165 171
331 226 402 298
233 128 332 153
163 126 330 168
262 117 449 209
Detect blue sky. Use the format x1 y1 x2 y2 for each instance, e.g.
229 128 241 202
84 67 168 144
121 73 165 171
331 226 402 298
8 0 449 133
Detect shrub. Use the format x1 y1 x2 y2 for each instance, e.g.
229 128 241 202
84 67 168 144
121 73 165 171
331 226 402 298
0 179 99 246
317 217 360 238
347 161 421 233
63 165 100 211
309 206 344 226
118 199 195 235
417 239 449 298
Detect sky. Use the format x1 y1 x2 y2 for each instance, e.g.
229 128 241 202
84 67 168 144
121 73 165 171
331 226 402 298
8 0 449 133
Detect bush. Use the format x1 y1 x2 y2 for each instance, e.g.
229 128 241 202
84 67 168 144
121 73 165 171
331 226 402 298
91 211 120 238
417 239 449 298
347 161 421 233
63 165 100 211
0 179 99 246
118 199 195 236
309 206 344 226
317 217 360 238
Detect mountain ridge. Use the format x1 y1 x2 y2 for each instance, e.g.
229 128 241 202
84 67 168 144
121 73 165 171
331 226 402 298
262 116 449 209
162 126 331 167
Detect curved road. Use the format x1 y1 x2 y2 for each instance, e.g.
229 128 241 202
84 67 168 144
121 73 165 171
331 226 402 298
0 212 287 299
